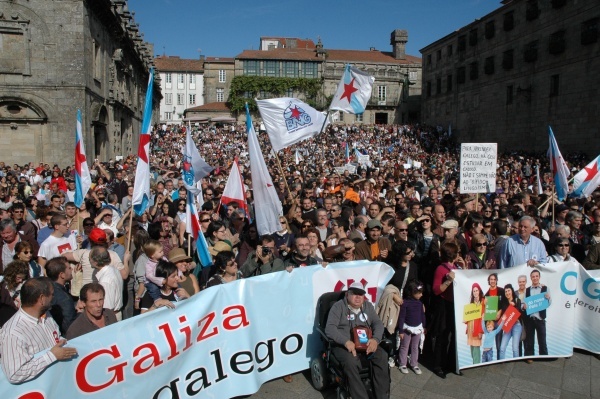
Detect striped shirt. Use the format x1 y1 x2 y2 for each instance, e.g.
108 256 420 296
0 309 60 383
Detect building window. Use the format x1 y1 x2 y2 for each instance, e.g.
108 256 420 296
93 40 102 81
582 18 599 45
303 62 317 78
457 67 466 84
285 88 293 97
469 29 478 46
165 112 172 120
284 62 298 77
243 91 254 99
426 81 432 98
458 35 466 52
409 71 418 82
484 56 495 75
526 0 540 21
436 50 442 61
244 61 258 76
165 93 172 105
485 20 495 39
551 0 567 9
469 62 478 80
189 94 196 105
177 94 184 105
427 54 432 65
165 73 172 84
355 113 363 122
447 74 453 92
265 61 278 77
178 74 185 84
189 75 196 84
502 49 514 70
550 74 560 96
216 88 224 102
504 11 515 31
549 30 566 54
219 70 226 83
524 40 538 62
378 86 387 102
436 78 442 94
447 44 453 57
506 85 514 105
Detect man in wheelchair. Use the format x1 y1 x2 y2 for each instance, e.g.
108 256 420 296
324 282 390 399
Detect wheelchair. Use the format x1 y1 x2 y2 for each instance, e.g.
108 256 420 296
310 291 394 399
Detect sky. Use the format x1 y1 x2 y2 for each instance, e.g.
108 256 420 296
128 0 502 59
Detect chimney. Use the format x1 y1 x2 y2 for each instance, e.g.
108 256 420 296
390 29 408 60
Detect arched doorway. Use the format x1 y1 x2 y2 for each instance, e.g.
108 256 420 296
0 98 47 165
92 105 108 160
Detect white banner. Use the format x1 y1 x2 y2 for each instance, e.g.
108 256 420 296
460 143 497 193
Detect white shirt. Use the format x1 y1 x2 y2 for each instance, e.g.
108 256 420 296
0 309 60 383
38 234 77 261
96 266 123 312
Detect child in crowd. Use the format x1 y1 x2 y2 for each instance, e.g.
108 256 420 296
481 317 505 363
135 240 167 307
397 280 426 375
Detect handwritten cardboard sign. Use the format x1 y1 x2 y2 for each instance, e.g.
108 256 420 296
460 143 497 194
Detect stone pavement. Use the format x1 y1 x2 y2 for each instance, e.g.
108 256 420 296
248 351 599 399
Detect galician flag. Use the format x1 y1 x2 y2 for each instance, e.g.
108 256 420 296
220 158 250 218
132 68 154 216
185 191 212 267
246 104 282 235
572 155 600 198
547 126 570 201
181 123 212 195
256 98 329 152
329 64 375 114
74 109 91 209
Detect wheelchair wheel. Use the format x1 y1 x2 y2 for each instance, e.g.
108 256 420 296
310 356 329 391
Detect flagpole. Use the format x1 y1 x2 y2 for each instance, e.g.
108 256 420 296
475 193 479 213
537 176 575 209
551 185 556 227
125 209 134 253
273 151 294 202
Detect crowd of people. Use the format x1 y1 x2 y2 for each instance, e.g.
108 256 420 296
0 120 599 390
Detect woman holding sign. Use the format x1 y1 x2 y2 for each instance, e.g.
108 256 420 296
465 283 485 364
498 284 523 359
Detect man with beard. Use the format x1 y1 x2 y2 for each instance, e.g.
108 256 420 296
0 277 78 383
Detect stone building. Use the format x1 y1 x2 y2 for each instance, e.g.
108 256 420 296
420 0 600 154
0 0 159 167
202 56 235 105
154 55 203 124
204 31 421 124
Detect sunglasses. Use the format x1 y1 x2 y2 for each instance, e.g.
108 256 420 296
474 242 488 247
201 219 211 223
557 244 570 248
420 219 431 223
21 251 32 254
396 228 408 232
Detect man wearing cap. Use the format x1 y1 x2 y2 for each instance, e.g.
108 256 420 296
441 219 468 257
354 219 391 261
498 216 547 269
63 228 128 290
325 282 389 399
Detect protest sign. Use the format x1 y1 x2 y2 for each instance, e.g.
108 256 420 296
525 292 551 315
484 296 498 320
463 303 483 322
0 261 393 399
454 262 600 371
460 143 497 193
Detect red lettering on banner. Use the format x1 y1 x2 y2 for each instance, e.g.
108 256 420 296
76 345 127 393
132 343 163 374
158 322 179 360
179 315 193 352
222 305 250 331
18 393 45 399
197 311 218 342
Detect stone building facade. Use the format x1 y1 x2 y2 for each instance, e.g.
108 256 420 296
420 0 600 154
0 0 159 167
202 57 235 105
216 31 421 124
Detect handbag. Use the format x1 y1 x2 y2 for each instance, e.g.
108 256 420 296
352 325 373 351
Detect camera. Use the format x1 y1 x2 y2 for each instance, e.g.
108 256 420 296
262 247 272 256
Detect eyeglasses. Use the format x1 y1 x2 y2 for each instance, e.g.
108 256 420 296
397 228 408 232
474 242 488 247
420 219 431 223
201 219 211 223
557 244 570 248
21 251 32 254
302 224 312 228
280 221 287 225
